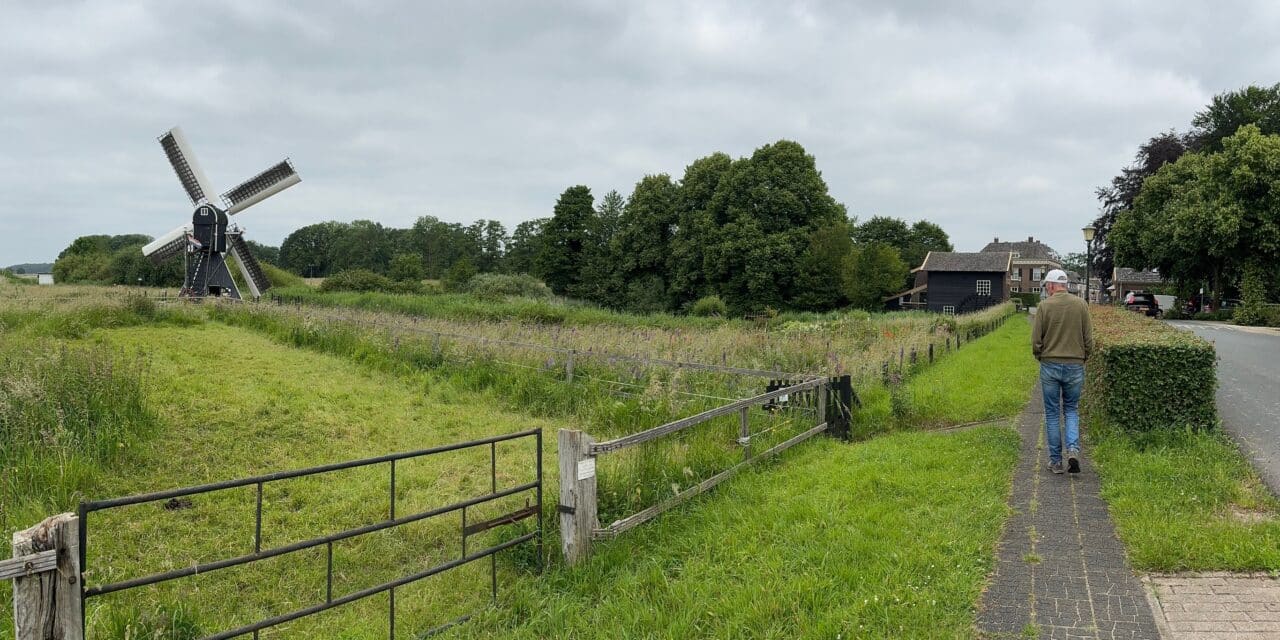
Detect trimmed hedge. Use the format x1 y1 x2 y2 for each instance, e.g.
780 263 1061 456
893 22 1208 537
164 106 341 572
1086 306 1217 431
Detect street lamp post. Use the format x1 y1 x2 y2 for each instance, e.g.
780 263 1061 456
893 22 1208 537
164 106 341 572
1082 226 1096 303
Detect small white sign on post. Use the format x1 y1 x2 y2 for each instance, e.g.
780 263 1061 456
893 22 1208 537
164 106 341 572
577 458 596 480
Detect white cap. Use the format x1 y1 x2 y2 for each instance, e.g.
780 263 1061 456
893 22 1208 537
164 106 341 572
1044 269 1069 284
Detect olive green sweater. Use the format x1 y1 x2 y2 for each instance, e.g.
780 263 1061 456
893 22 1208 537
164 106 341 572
1032 291 1094 364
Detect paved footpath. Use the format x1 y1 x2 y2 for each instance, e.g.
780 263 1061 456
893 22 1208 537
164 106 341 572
976 383 1161 639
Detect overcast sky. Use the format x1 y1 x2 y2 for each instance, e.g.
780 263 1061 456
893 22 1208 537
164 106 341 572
3 1 1278 266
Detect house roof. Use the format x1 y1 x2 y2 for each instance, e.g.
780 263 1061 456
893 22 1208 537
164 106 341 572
980 236 1060 262
919 251 1012 273
1114 267 1164 284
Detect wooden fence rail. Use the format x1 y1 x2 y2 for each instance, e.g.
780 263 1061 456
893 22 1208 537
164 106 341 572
559 377 840 564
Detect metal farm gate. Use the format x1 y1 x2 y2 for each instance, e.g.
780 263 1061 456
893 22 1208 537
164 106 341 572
74 429 543 639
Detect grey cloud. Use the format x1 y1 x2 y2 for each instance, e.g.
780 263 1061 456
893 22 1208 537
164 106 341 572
2 0 1278 266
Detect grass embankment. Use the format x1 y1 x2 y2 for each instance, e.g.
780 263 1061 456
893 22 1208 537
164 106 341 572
851 317 1038 437
1084 305 1280 572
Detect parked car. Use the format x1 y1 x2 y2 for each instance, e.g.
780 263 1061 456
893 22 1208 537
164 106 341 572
1182 295 1242 314
1124 292 1162 318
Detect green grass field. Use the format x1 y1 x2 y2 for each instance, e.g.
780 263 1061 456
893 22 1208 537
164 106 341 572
2 288 1032 638
463 426 1020 639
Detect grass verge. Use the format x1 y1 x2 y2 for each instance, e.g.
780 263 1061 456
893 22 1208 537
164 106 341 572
1092 422 1280 572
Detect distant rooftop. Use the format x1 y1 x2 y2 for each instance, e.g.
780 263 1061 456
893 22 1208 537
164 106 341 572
980 236 1059 262
920 251 1012 273
1114 267 1164 284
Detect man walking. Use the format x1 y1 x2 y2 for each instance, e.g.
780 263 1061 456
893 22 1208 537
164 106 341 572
1032 269 1094 474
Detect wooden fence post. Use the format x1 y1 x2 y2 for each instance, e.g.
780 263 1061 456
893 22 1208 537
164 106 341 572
558 430 597 565
11 513 82 640
565 350 576 384
928 343 934 363
738 407 751 460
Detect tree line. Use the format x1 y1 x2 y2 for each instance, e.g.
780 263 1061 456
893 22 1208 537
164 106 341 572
52 139 954 315
276 139 952 314
1094 83 1280 314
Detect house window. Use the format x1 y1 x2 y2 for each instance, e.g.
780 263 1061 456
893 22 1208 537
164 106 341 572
976 280 992 296
942 306 955 315
1031 287 1041 293
1011 286 1020 292
1011 269 1021 281
1032 268 1043 282
1012 251 1021 258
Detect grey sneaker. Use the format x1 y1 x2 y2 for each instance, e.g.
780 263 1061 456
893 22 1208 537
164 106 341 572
1049 461 1065 474
1067 449 1081 474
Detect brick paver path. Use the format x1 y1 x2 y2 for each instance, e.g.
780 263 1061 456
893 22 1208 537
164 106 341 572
976 383 1161 639
1146 573 1280 639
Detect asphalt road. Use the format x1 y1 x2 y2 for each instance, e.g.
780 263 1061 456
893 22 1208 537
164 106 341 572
1167 320 1280 493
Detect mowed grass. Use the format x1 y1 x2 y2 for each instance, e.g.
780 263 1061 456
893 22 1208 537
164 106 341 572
852 317 1038 435
460 426 1020 640
74 323 565 638
1093 424 1280 572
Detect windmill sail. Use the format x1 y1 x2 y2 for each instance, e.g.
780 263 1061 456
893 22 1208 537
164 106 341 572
227 232 271 298
141 224 192 262
221 159 300 215
159 127 218 205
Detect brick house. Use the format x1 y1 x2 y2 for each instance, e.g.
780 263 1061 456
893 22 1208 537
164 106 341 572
981 236 1062 297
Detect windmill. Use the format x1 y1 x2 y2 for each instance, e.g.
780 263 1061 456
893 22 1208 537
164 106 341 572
140 126 300 299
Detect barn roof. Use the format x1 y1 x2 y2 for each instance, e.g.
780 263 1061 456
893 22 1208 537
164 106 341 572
1114 267 1164 284
919 251 1012 273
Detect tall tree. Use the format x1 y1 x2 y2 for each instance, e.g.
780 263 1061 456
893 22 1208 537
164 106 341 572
505 218 547 275
1113 125 1280 308
845 243 908 310
574 190 626 305
609 175 680 312
1189 83 1280 152
1092 131 1189 285
701 141 845 312
792 222 856 311
852 216 912 250
279 221 349 277
330 220 394 274
537 186 594 296
668 152 733 309
906 220 953 269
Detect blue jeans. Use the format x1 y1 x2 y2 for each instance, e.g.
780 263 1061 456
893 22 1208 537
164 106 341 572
1041 362 1084 464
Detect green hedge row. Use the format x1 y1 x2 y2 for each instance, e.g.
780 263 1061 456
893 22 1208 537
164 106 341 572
1086 306 1217 431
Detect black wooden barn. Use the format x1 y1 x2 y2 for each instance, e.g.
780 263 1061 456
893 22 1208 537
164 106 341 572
885 251 1011 314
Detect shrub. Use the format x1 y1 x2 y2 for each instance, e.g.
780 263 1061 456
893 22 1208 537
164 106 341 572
1011 291 1040 309
690 295 728 317
319 269 390 293
443 259 477 292
465 273 552 299
388 253 426 283
1193 310 1232 321
1086 306 1216 432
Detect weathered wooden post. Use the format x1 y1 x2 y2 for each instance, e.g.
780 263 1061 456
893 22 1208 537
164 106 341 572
565 349 576 384
558 430 597 565
7 513 83 640
738 406 751 460
910 347 917 366
928 343 935 364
